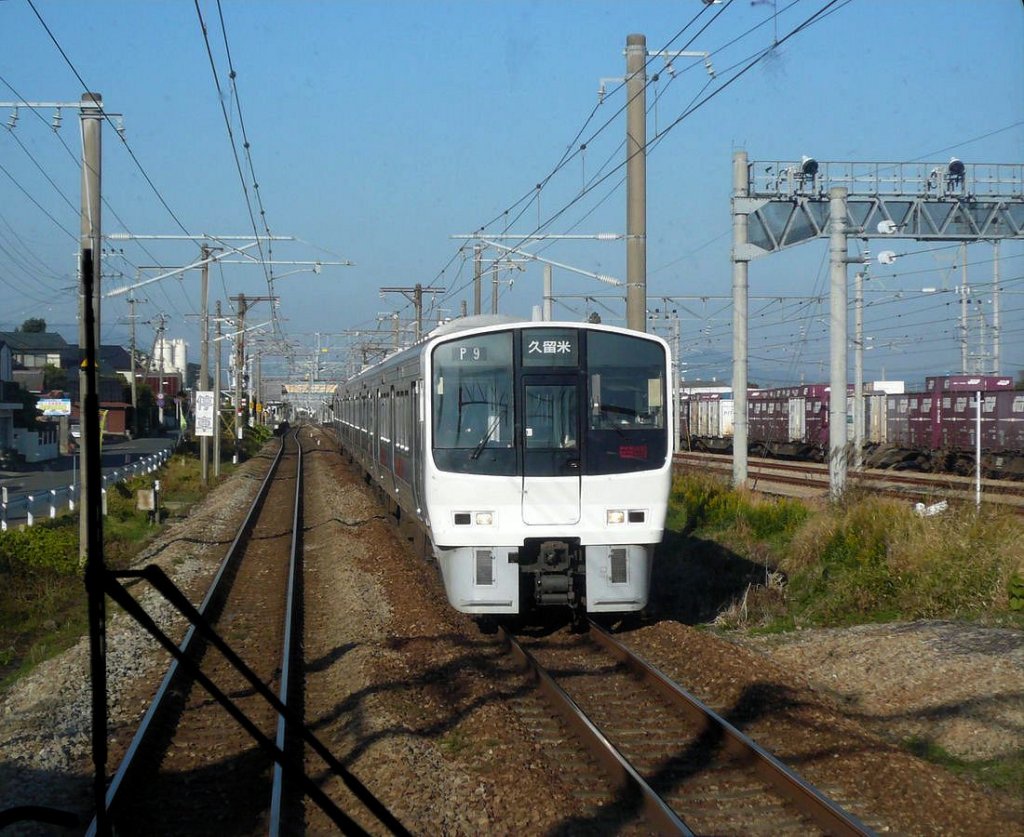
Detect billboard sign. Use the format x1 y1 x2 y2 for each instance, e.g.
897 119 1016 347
38 398 72 417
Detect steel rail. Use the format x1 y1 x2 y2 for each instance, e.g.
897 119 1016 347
86 430 409 836
587 621 874 837
269 429 304 835
676 451 1023 495
86 438 289 837
499 626 693 835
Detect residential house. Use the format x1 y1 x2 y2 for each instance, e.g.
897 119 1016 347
0 341 22 452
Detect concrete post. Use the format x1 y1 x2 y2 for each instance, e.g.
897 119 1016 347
625 33 647 333
828 187 849 501
731 150 750 489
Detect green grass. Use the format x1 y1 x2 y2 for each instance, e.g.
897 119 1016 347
666 471 1024 631
903 737 1024 799
0 431 267 691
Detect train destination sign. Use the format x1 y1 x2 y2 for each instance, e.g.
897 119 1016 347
522 329 578 367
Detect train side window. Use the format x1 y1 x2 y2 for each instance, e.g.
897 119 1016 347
1014 397 1024 414
984 395 996 413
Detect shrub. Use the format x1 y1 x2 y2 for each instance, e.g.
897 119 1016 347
0 518 79 576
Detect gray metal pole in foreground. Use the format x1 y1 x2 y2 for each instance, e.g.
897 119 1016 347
79 92 103 566
828 187 849 501
79 91 109 836
731 150 750 489
853 270 864 469
625 33 647 333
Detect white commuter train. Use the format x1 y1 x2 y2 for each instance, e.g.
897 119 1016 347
332 316 673 615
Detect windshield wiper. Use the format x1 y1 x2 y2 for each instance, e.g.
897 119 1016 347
470 415 502 460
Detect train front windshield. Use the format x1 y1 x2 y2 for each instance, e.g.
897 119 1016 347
432 328 667 475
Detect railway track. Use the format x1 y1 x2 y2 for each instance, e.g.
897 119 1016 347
86 430 404 836
504 620 874 836
675 450 1024 509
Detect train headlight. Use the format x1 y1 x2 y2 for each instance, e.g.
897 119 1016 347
606 510 626 525
475 512 494 526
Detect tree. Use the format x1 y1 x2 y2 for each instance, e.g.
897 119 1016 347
42 364 68 392
11 385 39 430
17 318 46 333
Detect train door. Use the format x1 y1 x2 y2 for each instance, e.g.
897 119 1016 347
789 397 805 442
521 374 581 525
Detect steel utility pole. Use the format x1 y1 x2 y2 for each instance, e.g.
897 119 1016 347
625 33 647 333
992 241 1001 373
960 243 969 374
853 270 865 470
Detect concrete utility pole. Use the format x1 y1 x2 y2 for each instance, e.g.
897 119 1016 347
214 301 222 477
731 151 750 489
78 92 103 563
126 295 144 437
380 285 445 342
228 293 275 462
625 33 647 333
828 187 849 501
78 90 107 836
543 264 554 321
473 245 482 316
150 314 168 429
199 245 211 483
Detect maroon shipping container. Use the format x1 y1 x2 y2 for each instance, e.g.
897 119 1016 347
935 390 1024 452
925 375 1014 392
748 394 790 444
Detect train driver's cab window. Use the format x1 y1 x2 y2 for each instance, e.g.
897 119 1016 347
586 332 665 431
432 331 514 473
525 385 578 449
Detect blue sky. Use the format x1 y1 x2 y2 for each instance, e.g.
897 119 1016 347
1 0 1022 387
